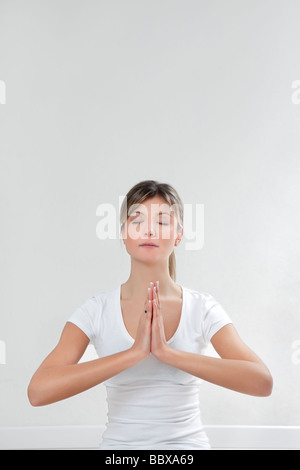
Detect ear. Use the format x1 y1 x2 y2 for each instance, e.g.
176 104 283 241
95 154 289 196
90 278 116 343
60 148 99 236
121 222 127 243
175 227 183 246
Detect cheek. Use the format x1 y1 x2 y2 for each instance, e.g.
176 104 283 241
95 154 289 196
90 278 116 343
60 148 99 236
159 224 176 241
123 223 143 241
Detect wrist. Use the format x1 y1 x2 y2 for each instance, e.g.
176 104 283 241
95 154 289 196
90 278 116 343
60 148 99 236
160 345 184 366
154 344 175 364
129 345 149 364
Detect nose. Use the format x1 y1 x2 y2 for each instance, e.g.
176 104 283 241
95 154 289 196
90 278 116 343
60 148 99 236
144 222 156 237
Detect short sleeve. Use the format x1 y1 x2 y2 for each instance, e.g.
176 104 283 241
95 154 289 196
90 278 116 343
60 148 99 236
201 293 232 344
67 295 99 345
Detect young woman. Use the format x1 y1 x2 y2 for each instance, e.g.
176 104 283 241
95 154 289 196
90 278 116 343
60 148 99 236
27 180 273 450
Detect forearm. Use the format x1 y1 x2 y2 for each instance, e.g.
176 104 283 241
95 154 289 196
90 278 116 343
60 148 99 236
28 347 141 406
162 348 272 397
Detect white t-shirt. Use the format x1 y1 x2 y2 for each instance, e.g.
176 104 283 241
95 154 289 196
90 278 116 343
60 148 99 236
68 285 232 450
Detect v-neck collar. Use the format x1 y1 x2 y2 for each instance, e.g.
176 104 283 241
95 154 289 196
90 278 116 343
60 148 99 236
116 284 186 345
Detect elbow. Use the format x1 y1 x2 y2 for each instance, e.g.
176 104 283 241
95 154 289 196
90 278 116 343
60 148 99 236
27 381 46 407
27 387 40 407
264 374 273 397
258 370 273 397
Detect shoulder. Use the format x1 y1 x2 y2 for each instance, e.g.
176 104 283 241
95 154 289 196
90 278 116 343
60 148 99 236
67 285 119 342
95 285 119 303
183 286 219 311
183 286 232 343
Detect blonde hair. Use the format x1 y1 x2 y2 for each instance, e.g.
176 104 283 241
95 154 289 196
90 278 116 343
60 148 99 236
120 180 184 282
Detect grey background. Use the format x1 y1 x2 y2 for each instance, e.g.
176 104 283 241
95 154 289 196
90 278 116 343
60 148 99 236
0 0 299 428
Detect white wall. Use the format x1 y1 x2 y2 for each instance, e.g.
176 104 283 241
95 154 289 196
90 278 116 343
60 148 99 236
1 0 300 433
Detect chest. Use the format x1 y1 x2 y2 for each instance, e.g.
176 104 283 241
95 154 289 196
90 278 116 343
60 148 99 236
120 298 183 342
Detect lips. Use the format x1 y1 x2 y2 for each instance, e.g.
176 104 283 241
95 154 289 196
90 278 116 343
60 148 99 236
140 243 158 247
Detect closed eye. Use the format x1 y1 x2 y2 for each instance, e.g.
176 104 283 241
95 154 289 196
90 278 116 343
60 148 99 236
131 221 169 225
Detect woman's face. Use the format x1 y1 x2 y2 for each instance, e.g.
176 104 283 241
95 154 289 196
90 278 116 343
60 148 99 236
121 196 182 262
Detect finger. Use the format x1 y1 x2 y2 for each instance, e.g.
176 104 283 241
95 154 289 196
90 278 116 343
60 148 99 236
154 288 165 333
154 285 161 311
149 283 154 311
147 299 152 319
147 286 154 306
155 281 161 310
152 290 164 335
153 287 159 318
149 282 153 300
148 287 153 308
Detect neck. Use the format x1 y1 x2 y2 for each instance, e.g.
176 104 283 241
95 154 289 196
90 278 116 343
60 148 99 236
122 258 179 300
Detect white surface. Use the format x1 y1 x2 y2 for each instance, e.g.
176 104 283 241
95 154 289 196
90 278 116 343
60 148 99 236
0 425 299 450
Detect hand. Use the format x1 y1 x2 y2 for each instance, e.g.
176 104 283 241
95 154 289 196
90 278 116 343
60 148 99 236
130 287 153 360
150 281 171 361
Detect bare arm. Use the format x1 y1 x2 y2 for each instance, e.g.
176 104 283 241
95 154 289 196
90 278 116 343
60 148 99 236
160 324 273 397
28 289 153 407
27 321 145 406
